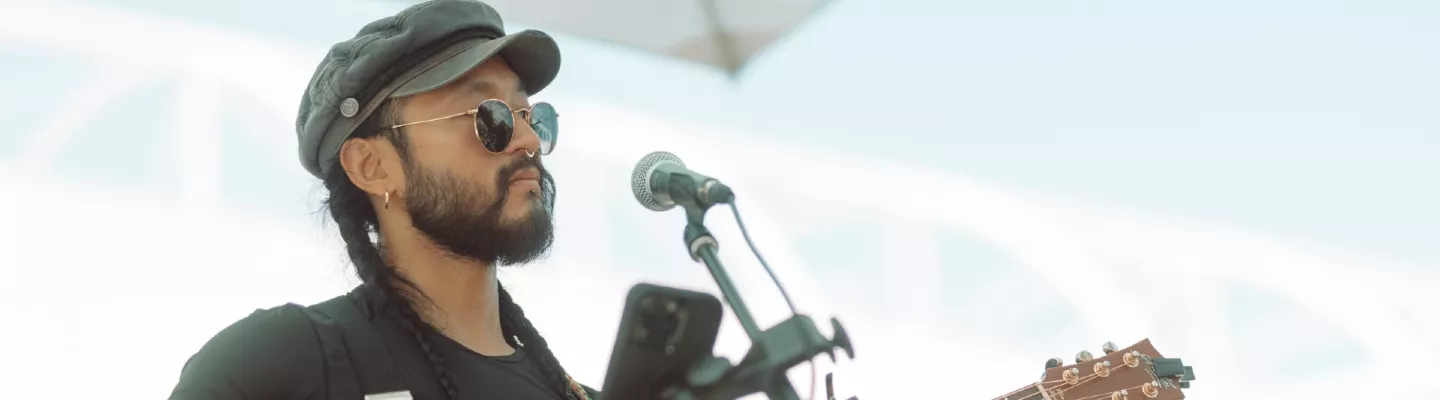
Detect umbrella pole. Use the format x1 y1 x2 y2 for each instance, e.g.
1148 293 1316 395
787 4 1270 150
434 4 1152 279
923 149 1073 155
698 0 743 78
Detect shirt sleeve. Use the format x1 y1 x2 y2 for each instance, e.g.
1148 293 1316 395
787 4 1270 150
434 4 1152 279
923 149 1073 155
168 304 326 400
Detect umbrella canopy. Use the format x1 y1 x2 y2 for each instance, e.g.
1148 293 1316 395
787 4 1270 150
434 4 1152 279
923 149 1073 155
398 0 833 76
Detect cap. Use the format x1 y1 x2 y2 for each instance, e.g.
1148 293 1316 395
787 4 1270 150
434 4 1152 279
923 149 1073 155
296 0 561 180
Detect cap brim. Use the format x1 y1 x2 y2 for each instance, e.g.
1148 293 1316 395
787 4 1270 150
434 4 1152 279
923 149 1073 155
390 30 561 99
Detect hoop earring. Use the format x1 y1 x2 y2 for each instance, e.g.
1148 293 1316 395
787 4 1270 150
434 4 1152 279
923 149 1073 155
384 190 391 210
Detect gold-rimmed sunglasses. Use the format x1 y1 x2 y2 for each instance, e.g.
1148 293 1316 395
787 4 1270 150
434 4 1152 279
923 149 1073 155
388 99 558 155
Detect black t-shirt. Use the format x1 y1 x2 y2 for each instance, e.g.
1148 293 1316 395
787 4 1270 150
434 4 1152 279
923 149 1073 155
168 288 585 400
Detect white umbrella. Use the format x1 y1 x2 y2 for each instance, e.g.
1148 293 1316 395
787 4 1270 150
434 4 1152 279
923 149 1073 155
406 0 834 77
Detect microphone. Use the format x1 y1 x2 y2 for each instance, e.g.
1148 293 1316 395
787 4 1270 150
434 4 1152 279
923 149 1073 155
618 151 856 400
631 151 734 212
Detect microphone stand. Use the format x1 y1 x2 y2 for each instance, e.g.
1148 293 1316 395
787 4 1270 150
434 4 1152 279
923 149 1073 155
661 204 854 400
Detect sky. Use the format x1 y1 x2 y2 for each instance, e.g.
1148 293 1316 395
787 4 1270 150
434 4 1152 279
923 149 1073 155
67 0 1438 266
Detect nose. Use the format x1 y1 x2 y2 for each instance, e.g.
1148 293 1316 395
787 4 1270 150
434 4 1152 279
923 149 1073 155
506 111 542 157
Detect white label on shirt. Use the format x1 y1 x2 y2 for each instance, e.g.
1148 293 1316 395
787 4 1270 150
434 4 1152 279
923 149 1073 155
364 391 414 400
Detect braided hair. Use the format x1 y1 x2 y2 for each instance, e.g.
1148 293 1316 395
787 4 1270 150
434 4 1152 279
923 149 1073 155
321 100 586 400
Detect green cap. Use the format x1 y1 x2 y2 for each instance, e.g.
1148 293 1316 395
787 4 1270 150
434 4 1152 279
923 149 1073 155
296 0 561 180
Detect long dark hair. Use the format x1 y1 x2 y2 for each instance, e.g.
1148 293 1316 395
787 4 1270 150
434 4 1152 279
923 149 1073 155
321 100 582 400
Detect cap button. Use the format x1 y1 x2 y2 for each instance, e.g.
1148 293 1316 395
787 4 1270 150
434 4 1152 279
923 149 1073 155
340 98 360 118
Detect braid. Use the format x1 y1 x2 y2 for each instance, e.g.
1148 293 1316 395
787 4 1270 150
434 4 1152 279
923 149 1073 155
498 282 583 400
390 288 462 400
323 100 461 400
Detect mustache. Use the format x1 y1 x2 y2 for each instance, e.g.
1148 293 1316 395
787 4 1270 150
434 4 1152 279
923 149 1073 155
496 154 551 185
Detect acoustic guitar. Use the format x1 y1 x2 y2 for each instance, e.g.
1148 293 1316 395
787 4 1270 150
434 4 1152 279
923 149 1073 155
994 339 1196 400
825 338 1195 400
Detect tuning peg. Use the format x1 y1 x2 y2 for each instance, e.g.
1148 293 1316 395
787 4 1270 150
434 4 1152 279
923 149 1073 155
1102 341 1119 354
1042 357 1064 380
1076 350 1094 363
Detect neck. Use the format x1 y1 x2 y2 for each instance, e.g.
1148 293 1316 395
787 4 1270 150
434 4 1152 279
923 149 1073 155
993 382 1045 400
379 215 515 357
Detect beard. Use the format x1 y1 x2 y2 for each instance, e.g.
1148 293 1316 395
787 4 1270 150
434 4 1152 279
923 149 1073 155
403 154 556 266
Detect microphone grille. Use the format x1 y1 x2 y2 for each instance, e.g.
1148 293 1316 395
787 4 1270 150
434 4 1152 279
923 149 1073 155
631 151 684 211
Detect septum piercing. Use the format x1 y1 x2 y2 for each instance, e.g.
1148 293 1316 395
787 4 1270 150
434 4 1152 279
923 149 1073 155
524 151 538 194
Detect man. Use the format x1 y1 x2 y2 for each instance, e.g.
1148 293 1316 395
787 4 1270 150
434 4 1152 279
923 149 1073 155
168 1 593 399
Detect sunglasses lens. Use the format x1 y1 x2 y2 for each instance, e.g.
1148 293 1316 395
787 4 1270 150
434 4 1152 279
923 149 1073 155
529 102 558 155
474 100 515 152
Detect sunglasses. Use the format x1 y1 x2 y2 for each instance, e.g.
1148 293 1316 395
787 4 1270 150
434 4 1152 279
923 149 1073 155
388 99 558 155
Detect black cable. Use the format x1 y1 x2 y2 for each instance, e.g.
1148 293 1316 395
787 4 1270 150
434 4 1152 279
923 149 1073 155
727 200 797 315
727 200 815 399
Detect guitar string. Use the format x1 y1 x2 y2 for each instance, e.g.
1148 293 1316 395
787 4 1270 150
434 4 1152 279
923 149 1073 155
991 381 1047 400
1065 382 1162 400
1033 365 1179 400
996 369 1110 400
1039 371 1108 400
989 374 1089 400
990 375 1080 400
1003 358 1164 400
989 373 1088 400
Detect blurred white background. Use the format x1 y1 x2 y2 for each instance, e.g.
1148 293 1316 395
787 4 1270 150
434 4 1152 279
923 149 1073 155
1 0 1437 399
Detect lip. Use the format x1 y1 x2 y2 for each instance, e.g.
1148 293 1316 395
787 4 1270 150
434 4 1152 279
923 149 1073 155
509 168 541 184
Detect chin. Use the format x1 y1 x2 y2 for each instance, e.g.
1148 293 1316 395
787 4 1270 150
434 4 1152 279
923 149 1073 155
500 210 531 225
501 200 541 221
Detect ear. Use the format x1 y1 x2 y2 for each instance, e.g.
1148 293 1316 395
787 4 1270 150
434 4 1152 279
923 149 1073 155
338 137 404 200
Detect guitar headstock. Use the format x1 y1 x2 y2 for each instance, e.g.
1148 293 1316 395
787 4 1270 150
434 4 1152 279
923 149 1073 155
1032 339 1195 400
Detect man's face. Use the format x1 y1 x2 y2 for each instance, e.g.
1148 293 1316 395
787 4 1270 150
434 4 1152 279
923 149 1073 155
394 57 555 266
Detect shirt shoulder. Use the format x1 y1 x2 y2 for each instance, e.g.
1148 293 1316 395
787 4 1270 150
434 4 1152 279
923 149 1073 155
168 304 326 400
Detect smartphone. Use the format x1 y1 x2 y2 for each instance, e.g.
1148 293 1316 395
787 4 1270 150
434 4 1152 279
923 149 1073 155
598 283 724 400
